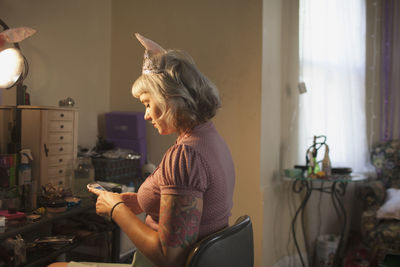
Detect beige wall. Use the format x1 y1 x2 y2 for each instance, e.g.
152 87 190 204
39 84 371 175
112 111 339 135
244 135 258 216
261 0 303 265
2 0 266 265
0 0 111 148
110 0 264 265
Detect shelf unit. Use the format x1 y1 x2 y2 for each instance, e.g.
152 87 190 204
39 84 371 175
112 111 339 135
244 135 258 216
0 198 120 266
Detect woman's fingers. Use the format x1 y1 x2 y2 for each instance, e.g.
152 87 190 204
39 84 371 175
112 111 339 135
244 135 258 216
88 187 103 195
94 191 124 213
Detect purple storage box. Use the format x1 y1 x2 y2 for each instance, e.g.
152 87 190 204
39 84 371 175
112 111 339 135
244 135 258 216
107 137 147 166
105 112 146 140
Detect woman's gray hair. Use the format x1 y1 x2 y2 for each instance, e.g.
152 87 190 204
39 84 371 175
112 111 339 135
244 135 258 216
132 50 221 132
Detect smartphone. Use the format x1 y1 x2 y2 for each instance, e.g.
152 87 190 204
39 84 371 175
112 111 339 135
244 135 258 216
87 182 107 191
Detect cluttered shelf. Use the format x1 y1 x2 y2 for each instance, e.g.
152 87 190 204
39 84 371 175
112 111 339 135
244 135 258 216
23 228 113 267
24 239 81 267
0 197 96 240
0 197 118 267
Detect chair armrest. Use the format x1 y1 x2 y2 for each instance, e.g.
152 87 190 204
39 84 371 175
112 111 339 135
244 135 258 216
358 180 386 208
361 208 379 239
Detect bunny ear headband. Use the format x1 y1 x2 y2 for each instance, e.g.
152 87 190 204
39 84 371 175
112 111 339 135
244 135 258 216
135 33 166 74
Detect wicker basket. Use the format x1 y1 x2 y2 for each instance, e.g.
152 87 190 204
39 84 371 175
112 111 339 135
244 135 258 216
91 157 143 187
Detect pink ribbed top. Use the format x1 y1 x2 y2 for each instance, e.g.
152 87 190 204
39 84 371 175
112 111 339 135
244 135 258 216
137 121 235 239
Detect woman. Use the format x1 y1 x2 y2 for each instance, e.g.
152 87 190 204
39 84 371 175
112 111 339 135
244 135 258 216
49 33 235 267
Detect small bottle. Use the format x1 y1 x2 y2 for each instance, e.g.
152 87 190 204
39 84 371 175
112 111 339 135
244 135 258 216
18 149 34 211
127 181 135 192
122 181 136 193
307 150 314 176
142 161 156 178
18 149 33 185
322 144 332 177
313 157 320 174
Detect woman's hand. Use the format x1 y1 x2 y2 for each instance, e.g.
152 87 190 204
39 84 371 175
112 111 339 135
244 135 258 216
88 188 123 217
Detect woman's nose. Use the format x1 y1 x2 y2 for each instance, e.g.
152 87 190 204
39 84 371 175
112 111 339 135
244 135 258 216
144 110 151 121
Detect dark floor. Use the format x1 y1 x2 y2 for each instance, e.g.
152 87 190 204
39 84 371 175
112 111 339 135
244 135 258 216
378 254 400 267
343 231 400 267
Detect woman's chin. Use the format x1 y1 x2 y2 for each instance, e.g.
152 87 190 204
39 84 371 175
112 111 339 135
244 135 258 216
158 129 173 135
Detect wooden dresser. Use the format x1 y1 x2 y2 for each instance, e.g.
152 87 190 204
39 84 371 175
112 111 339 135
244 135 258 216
19 105 78 191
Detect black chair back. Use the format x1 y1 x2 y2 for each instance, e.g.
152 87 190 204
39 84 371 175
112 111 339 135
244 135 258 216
185 215 254 267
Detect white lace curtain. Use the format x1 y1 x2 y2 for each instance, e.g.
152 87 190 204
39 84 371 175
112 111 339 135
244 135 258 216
298 0 370 172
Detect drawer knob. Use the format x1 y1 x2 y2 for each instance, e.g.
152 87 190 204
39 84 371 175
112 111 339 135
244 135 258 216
58 170 63 174
60 136 64 140
59 159 63 163
60 113 64 118
44 144 49 157
59 147 63 152
60 125 64 129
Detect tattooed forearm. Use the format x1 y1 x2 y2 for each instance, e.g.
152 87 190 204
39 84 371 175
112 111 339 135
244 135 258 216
159 195 202 248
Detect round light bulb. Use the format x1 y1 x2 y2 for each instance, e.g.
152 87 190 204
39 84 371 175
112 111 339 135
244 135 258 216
0 48 24 89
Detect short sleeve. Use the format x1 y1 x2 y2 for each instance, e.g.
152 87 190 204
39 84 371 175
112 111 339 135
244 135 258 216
158 144 208 198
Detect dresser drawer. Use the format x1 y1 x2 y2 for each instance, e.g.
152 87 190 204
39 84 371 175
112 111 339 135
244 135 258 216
47 165 71 178
48 121 73 132
48 133 73 143
47 155 73 166
48 110 74 121
46 144 73 155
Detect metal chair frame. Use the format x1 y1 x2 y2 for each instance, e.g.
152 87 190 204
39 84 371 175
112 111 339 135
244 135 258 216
185 215 254 267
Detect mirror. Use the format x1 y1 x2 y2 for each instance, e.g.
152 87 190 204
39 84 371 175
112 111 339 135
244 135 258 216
0 106 15 154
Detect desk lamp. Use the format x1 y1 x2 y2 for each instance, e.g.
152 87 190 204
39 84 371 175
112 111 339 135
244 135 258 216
0 19 36 105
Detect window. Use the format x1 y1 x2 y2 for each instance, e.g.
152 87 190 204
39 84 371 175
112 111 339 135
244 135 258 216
298 0 370 172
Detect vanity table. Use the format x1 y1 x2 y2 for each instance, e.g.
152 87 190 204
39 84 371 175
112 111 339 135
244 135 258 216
0 198 120 267
285 173 368 267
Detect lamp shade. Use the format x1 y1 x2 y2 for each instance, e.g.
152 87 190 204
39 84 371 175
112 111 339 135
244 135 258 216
0 47 24 89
